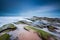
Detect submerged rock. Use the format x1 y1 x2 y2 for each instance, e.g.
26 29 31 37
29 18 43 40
47 25 58 33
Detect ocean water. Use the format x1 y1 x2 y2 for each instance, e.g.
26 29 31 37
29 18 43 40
0 17 60 38
0 17 25 27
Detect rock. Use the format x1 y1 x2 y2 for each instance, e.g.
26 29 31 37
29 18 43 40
0 23 17 33
0 33 10 40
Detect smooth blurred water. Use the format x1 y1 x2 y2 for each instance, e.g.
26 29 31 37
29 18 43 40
0 17 25 27
32 20 60 38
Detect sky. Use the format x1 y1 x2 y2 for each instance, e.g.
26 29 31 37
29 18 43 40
0 0 60 18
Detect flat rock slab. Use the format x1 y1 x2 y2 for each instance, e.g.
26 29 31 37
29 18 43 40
18 30 42 40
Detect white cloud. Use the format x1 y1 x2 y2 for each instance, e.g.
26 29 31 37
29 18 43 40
20 5 58 17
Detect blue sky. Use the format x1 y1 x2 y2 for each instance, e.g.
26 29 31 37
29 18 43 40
0 0 60 18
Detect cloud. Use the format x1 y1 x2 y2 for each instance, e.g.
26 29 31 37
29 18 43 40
20 5 59 17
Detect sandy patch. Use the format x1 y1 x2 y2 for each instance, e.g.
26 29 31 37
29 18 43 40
18 30 42 40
